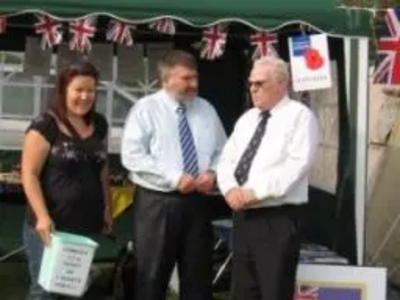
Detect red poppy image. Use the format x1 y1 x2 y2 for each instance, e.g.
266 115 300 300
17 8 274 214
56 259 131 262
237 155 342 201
304 48 324 70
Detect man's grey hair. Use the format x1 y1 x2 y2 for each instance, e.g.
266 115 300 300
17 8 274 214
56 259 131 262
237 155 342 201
157 50 197 79
253 56 290 84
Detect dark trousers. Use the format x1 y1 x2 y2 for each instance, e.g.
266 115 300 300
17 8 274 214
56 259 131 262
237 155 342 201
232 204 305 300
131 186 213 300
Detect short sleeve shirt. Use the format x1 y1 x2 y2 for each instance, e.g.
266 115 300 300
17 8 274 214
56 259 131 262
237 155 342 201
26 112 108 233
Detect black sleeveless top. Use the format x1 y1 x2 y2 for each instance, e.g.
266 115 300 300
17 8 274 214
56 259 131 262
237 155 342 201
25 112 108 234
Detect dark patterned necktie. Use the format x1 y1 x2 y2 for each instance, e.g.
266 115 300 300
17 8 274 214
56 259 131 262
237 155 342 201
234 111 271 186
177 104 199 177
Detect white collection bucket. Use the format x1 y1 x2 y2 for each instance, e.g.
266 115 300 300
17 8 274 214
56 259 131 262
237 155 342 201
38 231 99 297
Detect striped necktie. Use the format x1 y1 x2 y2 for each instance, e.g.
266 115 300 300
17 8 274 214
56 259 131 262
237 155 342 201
234 111 270 185
177 104 199 177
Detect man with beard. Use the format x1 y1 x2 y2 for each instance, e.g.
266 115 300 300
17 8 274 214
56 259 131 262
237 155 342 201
121 50 227 300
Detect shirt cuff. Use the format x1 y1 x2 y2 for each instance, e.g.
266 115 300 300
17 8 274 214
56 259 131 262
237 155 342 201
244 179 267 201
253 186 265 201
166 169 183 189
218 180 238 197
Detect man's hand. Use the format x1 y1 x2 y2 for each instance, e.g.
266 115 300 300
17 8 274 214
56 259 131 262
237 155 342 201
196 171 216 194
225 188 246 211
177 174 196 194
225 188 258 211
242 188 257 206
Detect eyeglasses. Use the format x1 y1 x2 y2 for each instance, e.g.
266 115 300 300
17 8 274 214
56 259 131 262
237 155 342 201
248 80 265 90
248 80 267 90
249 80 265 88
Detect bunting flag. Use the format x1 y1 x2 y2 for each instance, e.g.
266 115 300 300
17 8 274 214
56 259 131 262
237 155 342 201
0 16 6 35
106 21 135 46
149 18 176 35
250 31 278 60
294 283 363 299
294 285 318 300
69 18 96 52
34 14 63 50
373 8 400 85
200 24 227 60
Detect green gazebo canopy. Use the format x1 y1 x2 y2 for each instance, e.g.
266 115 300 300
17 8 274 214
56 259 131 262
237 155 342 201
0 0 370 36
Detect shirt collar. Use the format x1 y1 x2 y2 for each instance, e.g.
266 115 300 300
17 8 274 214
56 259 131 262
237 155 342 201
160 89 180 111
256 94 289 118
160 89 195 113
270 95 289 115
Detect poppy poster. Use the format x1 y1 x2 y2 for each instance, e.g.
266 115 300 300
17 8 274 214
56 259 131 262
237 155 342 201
295 264 386 300
289 33 332 92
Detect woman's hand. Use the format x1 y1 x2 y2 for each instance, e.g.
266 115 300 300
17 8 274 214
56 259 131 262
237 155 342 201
35 215 54 246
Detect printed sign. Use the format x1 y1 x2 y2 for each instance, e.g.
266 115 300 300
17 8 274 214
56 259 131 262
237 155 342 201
289 34 332 91
295 264 386 300
50 245 92 291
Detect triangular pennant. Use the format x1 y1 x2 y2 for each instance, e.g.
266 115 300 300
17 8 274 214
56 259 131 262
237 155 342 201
106 21 135 46
69 17 96 52
200 24 227 60
34 14 63 50
149 18 176 35
250 31 278 60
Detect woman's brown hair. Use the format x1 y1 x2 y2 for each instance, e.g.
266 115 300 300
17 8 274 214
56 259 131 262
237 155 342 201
49 61 99 125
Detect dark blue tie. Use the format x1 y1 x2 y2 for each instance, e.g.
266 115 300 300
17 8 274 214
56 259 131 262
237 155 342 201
234 111 270 185
177 105 199 177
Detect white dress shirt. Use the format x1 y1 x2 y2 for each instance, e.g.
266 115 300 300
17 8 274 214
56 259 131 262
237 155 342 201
217 96 319 208
121 90 227 192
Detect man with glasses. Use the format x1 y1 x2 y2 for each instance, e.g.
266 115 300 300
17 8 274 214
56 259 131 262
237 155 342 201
217 56 319 300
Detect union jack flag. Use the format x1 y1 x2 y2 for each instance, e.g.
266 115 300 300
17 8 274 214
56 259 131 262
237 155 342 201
106 21 135 46
69 18 96 52
149 18 175 35
373 8 400 85
34 14 62 50
200 24 227 60
294 285 318 300
250 31 278 60
0 16 6 35
294 284 363 299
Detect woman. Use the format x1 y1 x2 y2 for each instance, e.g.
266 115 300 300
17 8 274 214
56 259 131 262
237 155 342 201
21 61 112 299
